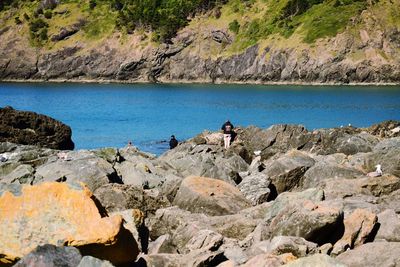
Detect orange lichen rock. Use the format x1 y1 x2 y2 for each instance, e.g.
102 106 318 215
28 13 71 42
0 182 139 266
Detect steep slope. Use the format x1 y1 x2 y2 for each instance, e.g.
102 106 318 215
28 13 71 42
0 0 399 83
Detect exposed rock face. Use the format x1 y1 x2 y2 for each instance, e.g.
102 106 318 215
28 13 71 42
2 6 400 84
0 106 74 150
0 182 139 265
173 176 251 216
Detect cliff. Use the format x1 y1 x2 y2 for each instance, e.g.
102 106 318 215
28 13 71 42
0 0 400 84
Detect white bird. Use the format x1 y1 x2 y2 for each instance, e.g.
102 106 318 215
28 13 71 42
375 164 383 176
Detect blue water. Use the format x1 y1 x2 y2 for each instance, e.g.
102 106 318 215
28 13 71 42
1 82 399 155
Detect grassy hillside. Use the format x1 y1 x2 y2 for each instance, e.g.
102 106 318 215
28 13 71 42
1 0 399 52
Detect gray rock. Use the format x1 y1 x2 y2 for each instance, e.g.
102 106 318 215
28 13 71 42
159 144 248 184
114 160 163 188
262 150 315 193
148 234 174 254
238 172 271 205
378 189 400 213
77 256 114 267
240 125 313 160
14 244 82 267
285 254 346 267
173 176 251 216
336 242 400 267
267 200 343 245
302 160 363 188
375 209 400 242
0 164 34 184
264 188 325 222
250 236 318 258
364 137 400 177
182 229 224 254
34 150 116 192
0 182 22 197
94 183 170 214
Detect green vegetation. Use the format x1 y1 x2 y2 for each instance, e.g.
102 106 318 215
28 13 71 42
0 0 397 51
232 0 369 46
228 19 240 34
114 0 220 42
29 18 49 45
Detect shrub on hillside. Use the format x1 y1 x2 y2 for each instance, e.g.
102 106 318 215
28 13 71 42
229 19 240 34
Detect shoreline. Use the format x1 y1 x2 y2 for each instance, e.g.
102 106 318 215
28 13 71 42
1 78 400 86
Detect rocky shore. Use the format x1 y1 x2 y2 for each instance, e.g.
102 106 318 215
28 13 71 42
1 110 400 266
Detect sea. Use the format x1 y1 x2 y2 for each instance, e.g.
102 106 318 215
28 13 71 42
1 82 399 155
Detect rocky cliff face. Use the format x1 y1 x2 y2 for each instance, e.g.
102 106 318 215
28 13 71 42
0 5 399 84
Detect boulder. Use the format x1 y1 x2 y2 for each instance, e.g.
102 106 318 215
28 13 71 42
114 160 164 188
360 174 400 197
284 254 346 267
0 182 139 266
159 144 248 184
0 163 34 184
0 106 74 150
241 253 296 267
336 242 400 267
262 150 315 193
13 244 82 267
181 229 224 254
173 176 251 216
0 142 56 168
378 189 400 213
77 256 114 267
267 200 343 245
250 236 318 258
364 137 400 177
34 150 117 192
239 125 313 159
302 160 363 188
375 209 400 242
94 184 170 214
209 214 259 240
323 174 400 201
148 207 210 251
313 129 377 156
264 188 325 222
332 209 378 255
238 172 271 205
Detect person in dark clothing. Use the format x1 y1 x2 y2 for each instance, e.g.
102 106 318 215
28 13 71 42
221 120 234 149
169 135 178 149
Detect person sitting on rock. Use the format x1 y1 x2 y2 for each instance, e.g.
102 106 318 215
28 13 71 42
169 135 178 149
221 120 234 149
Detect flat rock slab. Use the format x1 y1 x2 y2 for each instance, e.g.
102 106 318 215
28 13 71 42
173 176 251 216
0 182 138 266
